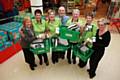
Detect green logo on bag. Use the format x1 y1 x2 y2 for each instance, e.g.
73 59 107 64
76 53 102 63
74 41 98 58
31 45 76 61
38 50 45 53
65 34 72 37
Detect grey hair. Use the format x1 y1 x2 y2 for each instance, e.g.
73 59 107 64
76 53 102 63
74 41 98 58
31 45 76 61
72 9 80 14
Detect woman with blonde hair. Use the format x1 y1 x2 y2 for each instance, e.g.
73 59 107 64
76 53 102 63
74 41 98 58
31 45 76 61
66 9 85 64
87 18 111 78
20 16 37 70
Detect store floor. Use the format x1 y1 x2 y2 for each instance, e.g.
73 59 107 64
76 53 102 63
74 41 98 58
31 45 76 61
0 33 120 80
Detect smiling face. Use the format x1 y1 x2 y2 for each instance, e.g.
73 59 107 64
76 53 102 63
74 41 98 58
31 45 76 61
98 21 105 31
25 19 31 28
58 6 65 17
23 17 32 28
35 13 41 22
72 9 80 21
86 16 93 24
49 11 55 21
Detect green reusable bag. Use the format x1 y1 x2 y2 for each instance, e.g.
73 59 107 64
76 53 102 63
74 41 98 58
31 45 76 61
50 37 70 52
59 27 80 42
30 48 47 55
52 44 70 52
44 38 51 52
30 39 48 54
73 44 94 62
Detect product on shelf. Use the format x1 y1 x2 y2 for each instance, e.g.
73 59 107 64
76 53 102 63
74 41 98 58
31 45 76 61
0 22 22 44
14 13 35 23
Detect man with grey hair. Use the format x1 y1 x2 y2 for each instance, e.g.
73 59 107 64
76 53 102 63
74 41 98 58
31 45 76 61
58 6 69 26
57 6 70 60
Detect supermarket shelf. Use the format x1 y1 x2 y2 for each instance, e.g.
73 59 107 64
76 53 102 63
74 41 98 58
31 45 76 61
0 42 22 64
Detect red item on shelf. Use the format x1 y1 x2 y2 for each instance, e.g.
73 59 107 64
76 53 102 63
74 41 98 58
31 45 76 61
18 0 30 11
18 6 25 11
24 1 31 8
0 0 14 12
17 0 24 11
110 18 120 27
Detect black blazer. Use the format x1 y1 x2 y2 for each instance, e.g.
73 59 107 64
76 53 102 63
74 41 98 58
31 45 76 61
93 29 111 49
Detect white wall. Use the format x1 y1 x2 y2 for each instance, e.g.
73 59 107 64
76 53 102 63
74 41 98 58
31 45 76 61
30 0 43 15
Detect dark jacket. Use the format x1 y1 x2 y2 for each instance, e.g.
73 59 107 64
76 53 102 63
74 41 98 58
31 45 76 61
93 29 111 50
20 27 36 48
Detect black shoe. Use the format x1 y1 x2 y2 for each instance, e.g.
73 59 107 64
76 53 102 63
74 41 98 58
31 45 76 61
89 73 96 79
45 62 49 66
60 55 65 59
33 64 37 67
87 69 90 72
68 60 71 64
39 61 42 65
52 60 56 64
56 59 58 63
78 63 86 68
29 65 35 70
59 56 65 59
53 62 55 64
73 60 76 64
61 56 65 59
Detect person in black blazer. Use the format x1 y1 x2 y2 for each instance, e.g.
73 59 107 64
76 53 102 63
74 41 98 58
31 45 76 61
87 18 111 78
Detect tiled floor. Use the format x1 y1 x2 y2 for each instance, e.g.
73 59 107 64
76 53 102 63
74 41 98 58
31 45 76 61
0 33 120 80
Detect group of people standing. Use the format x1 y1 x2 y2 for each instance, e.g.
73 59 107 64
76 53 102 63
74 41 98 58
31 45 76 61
19 6 111 79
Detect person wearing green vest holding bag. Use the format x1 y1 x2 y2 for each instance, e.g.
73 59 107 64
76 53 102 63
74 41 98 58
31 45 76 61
57 6 70 60
78 13 97 68
66 9 85 64
32 9 49 66
45 10 61 64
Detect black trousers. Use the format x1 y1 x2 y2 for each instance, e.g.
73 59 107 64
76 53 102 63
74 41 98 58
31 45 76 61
78 58 87 68
89 48 105 74
22 48 35 65
67 42 77 64
37 53 49 64
52 51 58 63
78 48 105 72
58 51 65 59
67 47 76 64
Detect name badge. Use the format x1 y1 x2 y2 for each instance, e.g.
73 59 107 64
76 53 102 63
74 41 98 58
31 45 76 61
99 37 102 40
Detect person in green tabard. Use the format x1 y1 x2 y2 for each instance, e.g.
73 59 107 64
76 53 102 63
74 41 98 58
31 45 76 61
32 10 46 36
46 10 61 64
32 9 49 66
66 9 85 64
57 6 70 60
78 13 97 68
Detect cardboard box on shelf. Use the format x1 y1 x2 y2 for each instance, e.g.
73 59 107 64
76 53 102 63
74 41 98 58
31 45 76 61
4 41 13 48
